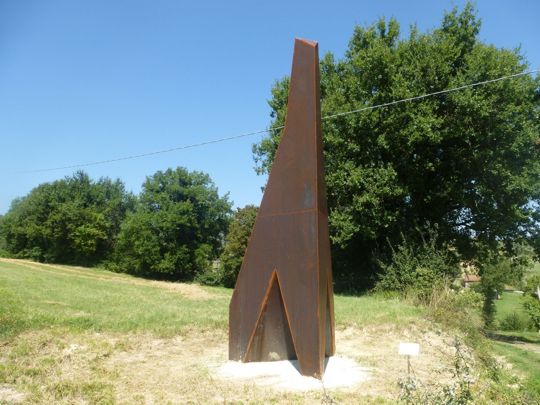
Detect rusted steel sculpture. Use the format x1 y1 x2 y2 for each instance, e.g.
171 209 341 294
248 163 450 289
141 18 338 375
229 38 335 378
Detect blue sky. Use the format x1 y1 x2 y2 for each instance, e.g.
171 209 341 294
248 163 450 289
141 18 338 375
1 0 539 214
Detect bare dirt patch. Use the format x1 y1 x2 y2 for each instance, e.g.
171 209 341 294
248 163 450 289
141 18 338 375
511 341 540 355
103 322 468 403
0 385 26 404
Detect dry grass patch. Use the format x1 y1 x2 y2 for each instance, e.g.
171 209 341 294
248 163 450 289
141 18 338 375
336 323 472 400
0 322 473 404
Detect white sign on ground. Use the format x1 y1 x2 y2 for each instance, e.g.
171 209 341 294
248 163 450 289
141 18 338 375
398 342 420 357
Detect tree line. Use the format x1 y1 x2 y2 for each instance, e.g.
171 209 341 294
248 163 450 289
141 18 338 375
0 168 258 286
0 169 233 281
1 4 539 294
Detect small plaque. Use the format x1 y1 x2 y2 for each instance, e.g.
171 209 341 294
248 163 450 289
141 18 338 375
399 342 420 356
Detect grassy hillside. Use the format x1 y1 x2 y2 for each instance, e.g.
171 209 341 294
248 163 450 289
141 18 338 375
0 259 231 339
0 259 422 339
0 258 538 404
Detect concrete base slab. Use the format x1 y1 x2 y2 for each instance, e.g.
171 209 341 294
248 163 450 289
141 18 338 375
216 356 369 391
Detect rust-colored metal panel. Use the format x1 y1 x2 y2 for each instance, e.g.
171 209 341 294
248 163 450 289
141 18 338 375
229 38 335 378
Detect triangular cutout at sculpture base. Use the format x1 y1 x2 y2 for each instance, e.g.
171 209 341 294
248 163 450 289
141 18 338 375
244 273 297 362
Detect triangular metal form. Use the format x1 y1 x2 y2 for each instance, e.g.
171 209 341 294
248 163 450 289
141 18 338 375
229 38 335 378
244 271 296 362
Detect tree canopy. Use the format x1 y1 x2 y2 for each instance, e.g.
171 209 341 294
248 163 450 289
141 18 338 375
111 167 232 280
218 204 258 288
253 4 540 289
0 171 134 264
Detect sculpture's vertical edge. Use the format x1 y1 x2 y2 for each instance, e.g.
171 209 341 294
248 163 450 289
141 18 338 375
228 38 335 378
312 40 326 376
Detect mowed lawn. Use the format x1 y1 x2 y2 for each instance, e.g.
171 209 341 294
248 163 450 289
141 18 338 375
0 258 427 404
0 259 423 339
0 259 231 339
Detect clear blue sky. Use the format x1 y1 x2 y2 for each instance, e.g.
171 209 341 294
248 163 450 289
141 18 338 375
1 0 539 214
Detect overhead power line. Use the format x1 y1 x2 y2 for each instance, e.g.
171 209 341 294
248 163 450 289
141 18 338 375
21 129 273 174
322 68 540 120
16 68 540 174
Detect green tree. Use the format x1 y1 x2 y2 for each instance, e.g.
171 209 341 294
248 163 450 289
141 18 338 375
0 214 7 257
523 273 540 331
111 167 231 280
254 3 540 290
0 171 134 264
478 256 513 326
218 205 258 287
532 228 540 259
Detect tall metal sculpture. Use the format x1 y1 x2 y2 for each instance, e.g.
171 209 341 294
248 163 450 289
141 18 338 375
229 38 335 378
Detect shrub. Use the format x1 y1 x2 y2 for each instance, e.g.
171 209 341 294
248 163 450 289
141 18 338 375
428 287 484 332
498 312 531 332
399 339 474 405
453 288 484 311
375 227 459 299
194 262 223 286
523 296 540 331
0 224 11 258
524 274 540 296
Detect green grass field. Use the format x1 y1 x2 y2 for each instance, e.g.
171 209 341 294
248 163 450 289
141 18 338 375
0 259 423 339
495 260 540 327
1 258 539 404
0 258 429 404
494 291 532 331
0 259 231 339
496 292 526 319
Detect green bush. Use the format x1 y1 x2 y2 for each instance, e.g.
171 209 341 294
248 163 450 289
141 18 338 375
498 312 531 331
375 227 459 300
194 262 223 286
428 287 484 332
524 274 540 296
0 224 10 258
522 272 540 331
453 288 484 311
523 296 540 331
